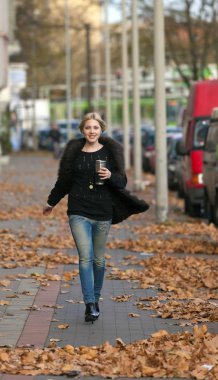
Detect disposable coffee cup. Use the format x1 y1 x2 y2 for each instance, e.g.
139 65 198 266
95 160 107 185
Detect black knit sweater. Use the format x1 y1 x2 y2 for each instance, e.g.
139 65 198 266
68 146 112 220
47 138 127 219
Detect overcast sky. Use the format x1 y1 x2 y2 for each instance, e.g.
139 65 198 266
108 1 201 23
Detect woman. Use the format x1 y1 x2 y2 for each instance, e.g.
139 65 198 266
43 112 128 323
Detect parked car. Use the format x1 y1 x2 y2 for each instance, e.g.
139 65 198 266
177 80 218 216
141 127 155 172
148 127 182 174
167 133 183 190
57 119 81 142
203 108 218 226
112 129 124 144
175 138 185 198
129 126 154 168
38 129 53 150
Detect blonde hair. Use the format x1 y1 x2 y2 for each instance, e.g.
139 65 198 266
79 112 107 133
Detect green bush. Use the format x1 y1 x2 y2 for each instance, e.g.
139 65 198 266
0 109 12 155
0 131 12 155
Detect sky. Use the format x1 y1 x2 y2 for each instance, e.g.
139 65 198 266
108 3 121 23
107 1 166 23
108 1 201 23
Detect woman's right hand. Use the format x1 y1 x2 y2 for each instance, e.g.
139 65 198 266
43 204 53 216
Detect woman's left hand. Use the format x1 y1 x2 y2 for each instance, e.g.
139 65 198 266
98 167 111 180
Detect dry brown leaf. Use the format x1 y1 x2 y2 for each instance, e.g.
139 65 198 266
151 330 169 338
57 324 69 330
0 300 10 306
0 326 216 378
136 299 218 323
111 294 133 302
108 254 218 300
108 221 218 255
128 313 140 318
0 280 11 287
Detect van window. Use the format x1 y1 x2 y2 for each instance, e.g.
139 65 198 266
193 119 209 149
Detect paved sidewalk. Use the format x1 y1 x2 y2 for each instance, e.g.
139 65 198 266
0 153 217 380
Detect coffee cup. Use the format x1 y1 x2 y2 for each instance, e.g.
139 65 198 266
95 160 107 185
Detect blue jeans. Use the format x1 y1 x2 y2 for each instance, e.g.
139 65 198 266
69 215 111 304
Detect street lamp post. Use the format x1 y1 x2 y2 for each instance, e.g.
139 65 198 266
64 0 72 140
85 23 92 112
122 0 130 170
104 0 112 136
132 0 143 190
154 0 168 222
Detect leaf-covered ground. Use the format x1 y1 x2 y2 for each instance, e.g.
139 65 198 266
0 326 217 379
0 158 217 379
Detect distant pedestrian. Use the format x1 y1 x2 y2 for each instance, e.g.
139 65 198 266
49 123 61 159
43 112 148 323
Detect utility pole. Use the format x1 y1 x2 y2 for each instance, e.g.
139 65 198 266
122 0 130 170
132 0 143 190
64 0 72 140
154 0 168 222
31 10 38 150
104 0 112 136
85 23 92 112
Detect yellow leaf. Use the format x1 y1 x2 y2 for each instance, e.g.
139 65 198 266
58 324 69 329
0 352 10 362
64 345 74 355
0 300 10 306
142 366 157 376
193 325 207 338
151 330 169 338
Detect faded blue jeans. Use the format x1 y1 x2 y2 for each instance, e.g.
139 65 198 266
69 215 111 304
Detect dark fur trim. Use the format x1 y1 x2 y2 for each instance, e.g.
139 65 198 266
99 137 125 174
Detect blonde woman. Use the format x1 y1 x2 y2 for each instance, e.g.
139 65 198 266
43 112 148 323
43 112 127 323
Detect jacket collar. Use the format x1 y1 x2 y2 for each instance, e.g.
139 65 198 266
68 136 125 174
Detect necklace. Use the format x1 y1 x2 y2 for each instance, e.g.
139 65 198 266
83 143 100 190
83 142 101 153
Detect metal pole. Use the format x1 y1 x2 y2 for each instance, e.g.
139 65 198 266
85 23 92 112
154 0 168 222
122 0 130 170
64 0 72 140
31 23 37 150
104 0 112 136
132 0 142 190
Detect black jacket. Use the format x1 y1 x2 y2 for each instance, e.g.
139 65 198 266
47 136 149 224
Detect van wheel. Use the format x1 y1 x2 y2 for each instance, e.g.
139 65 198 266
178 184 184 199
205 193 214 223
184 196 189 213
185 196 201 217
214 194 218 227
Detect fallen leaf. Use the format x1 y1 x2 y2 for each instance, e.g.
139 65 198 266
128 313 140 318
58 324 69 329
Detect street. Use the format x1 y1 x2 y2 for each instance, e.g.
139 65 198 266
0 152 217 379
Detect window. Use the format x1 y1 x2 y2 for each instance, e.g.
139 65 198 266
193 119 210 149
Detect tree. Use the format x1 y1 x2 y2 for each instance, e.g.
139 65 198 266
109 1 153 79
164 0 218 87
113 0 218 87
12 0 103 97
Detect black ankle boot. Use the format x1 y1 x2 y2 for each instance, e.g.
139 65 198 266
85 303 98 323
95 302 100 318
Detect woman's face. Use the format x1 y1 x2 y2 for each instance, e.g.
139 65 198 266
83 119 102 143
